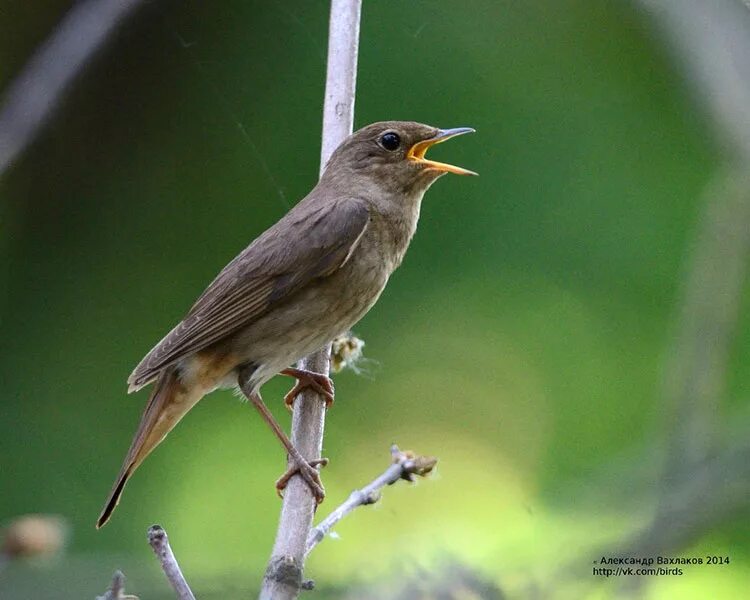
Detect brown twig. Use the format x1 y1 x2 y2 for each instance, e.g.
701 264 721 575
306 445 438 556
0 0 145 176
147 525 196 600
259 1 362 599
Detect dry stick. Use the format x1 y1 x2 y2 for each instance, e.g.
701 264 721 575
95 570 134 600
258 2 362 600
305 445 438 556
107 570 126 598
0 0 144 176
147 525 197 600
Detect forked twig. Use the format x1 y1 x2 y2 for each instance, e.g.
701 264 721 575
306 445 438 556
96 570 139 600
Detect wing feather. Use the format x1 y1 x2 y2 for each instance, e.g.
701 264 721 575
128 198 369 389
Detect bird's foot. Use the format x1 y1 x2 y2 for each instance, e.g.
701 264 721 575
275 455 329 503
280 368 335 411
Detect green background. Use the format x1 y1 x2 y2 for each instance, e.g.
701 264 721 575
1 0 748 598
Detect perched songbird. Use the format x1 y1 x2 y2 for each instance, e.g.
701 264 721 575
97 121 475 528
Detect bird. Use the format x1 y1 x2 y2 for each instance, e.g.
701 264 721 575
96 121 476 528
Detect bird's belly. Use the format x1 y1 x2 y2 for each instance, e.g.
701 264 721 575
227 261 389 387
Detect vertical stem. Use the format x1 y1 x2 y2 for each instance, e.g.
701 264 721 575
259 1 362 599
318 0 362 174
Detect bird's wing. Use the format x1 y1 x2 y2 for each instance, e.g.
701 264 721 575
128 198 370 389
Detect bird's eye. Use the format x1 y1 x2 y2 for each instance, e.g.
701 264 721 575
379 132 401 151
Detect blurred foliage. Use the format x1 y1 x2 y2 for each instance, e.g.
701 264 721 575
1 0 749 598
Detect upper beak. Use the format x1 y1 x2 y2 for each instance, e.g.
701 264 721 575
406 127 477 176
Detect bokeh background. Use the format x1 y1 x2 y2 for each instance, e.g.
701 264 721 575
2 0 749 598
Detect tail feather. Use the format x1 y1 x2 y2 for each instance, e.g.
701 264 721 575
97 369 198 528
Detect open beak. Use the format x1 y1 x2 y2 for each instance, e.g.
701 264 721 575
407 127 477 176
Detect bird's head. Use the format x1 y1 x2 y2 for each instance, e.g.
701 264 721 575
322 121 476 196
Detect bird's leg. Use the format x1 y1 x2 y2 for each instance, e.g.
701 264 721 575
245 390 328 503
280 367 335 411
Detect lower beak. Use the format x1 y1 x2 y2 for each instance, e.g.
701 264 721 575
406 127 477 176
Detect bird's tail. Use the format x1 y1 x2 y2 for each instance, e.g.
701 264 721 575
96 368 199 528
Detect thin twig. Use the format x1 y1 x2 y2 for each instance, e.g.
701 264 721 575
96 570 139 600
147 525 196 600
306 445 438 556
259 1 362 599
0 0 144 176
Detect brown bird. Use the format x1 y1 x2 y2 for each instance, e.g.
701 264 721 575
96 121 475 528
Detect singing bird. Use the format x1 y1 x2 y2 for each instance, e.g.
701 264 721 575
97 121 476 528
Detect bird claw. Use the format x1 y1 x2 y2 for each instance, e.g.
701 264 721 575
281 368 335 411
276 456 328 503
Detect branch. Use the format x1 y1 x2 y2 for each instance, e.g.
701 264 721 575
96 570 139 600
0 0 144 176
306 445 438 556
259 1 362 599
147 525 196 600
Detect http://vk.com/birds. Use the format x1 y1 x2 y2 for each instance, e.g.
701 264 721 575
96 121 476 528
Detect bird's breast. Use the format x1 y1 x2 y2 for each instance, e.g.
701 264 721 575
361 198 422 272
218 200 422 386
